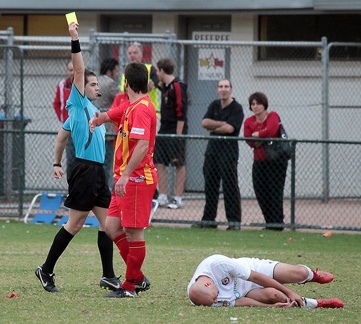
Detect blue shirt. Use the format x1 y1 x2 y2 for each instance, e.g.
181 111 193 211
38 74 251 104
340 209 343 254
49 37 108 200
63 118 70 131
66 84 106 163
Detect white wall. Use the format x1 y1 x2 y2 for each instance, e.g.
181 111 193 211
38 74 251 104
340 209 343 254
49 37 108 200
231 14 255 41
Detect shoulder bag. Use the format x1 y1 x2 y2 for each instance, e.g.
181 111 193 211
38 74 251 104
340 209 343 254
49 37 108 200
265 118 291 161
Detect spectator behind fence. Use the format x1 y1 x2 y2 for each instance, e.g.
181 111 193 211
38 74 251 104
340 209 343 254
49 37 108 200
243 92 288 231
192 79 244 230
95 58 120 189
154 58 188 209
35 22 120 293
120 42 160 116
187 254 343 308
52 60 75 172
89 62 158 298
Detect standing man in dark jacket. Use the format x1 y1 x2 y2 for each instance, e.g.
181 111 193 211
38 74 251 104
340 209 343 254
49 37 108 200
193 79 244 230
154 58 188 209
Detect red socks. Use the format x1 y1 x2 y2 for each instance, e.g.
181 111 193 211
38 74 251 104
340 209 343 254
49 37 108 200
113 234 146 292
113 233 129 264
122 240 146 291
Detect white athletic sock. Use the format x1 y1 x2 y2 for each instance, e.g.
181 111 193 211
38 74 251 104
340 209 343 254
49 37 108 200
174 196 182 204
303 297 317 308
298 265 313 283
158 194 167 200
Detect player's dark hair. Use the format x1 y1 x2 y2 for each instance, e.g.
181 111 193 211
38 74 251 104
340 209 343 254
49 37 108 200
248 92 269 111
100 58 119 75
156 58 175 75
124 63 148 94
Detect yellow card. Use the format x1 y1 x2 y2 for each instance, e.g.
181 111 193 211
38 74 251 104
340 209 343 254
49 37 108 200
65 12 78 25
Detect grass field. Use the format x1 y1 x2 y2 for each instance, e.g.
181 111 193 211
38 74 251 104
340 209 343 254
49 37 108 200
1 220 360 323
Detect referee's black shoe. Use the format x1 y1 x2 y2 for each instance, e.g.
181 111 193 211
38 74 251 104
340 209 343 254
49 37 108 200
35 266 59 293
99 276 122 291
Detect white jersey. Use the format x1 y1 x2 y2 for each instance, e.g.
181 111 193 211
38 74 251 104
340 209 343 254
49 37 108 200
187 254 277 307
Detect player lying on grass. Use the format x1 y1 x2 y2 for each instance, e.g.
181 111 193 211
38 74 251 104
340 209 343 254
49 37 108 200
187 254 344 308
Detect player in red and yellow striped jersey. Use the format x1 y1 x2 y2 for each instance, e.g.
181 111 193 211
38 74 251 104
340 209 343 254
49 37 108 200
89 63 157 298
110 96 157 185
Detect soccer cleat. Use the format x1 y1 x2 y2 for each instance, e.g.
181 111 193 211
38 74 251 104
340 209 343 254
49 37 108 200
316 298 344 308
35 266 59 293
134 275 151 294
157 195 169 207
310 269 334 284
167 199 182 209
104 288 136 298
99 276 122 291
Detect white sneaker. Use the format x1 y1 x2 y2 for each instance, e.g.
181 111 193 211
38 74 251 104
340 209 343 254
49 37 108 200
167 199 182 209
157 195 169 207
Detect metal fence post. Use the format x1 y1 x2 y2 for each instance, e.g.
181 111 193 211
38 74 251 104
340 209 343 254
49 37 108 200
290 140 296 230
18 47 25 219
179 43 185 82
4 29 14 200
321 36 330 202
88 29 96 72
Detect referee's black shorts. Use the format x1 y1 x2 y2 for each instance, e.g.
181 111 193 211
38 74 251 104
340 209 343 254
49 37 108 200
65 158 111 211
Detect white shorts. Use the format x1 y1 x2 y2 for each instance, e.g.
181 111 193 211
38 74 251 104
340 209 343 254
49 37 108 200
235 258 279 297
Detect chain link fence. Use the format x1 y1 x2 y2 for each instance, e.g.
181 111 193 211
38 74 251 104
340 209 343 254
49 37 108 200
0 29 360 231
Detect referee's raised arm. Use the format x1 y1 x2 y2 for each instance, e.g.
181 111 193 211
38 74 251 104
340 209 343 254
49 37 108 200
68 22 84 96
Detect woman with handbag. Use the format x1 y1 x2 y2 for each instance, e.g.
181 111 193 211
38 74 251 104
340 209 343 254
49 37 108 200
243 92 288 231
